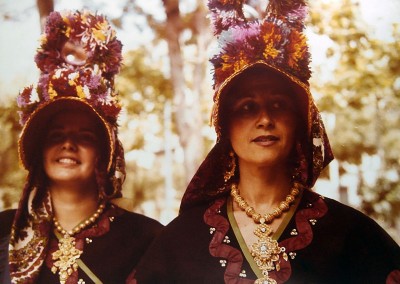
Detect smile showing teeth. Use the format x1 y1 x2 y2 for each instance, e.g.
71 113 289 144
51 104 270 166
57 158 78 164
253 135 278 142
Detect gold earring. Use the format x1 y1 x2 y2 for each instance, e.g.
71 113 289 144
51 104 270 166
224 151 236 183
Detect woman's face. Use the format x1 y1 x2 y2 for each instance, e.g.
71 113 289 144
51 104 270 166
228 70 299 170
42 110 101 187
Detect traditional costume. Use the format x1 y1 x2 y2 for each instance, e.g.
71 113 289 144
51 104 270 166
132 0 400 283
0 10 163 284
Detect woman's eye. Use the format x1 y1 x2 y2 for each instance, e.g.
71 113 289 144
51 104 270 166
272 101 283 110
270 99 291 112
235 101 258 114
45 130 98 145
77 132 98 144
241 102 253 112
46 130 65 142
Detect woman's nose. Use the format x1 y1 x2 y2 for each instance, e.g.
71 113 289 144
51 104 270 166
61 137 77 151
256 109 274 129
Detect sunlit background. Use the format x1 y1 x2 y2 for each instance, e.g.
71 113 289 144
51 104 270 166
0 0 399 243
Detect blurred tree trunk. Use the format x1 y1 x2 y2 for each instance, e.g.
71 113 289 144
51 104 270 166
309 0 400 241
162 0 206 186
36 0 53 31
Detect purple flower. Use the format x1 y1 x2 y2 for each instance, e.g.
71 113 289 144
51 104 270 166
231 21 260 43
17 86 33 107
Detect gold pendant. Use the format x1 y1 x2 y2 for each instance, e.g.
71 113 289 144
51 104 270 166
250 223 286 284
255 276 277 284
51 234 82 284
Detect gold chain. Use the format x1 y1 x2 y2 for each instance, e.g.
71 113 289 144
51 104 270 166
51 203 105 284
231 183 301 284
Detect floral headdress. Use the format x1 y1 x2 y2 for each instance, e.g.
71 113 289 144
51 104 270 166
180 0 334 212
209 0 311 136
17 10 123 171
10 10 126 283
35 10 122 79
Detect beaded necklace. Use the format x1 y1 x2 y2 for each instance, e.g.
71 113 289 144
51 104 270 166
51 203 105 284
231 182 302 284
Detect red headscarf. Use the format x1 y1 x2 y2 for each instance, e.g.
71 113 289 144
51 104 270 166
180 1 334 212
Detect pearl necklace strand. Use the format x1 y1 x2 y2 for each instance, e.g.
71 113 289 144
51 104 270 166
51 202 105 284
53 203 105 236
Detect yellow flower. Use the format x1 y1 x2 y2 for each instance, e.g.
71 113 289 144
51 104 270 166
263 42 279 59
288 31 307 68
62 16 71 37
221 54 234 72
221 51 248 73
76 85 85 98
263 30 281 59
92 21 108 42
48 83 58 100
81 13 89 25
39 34 47 46
233 51 248 72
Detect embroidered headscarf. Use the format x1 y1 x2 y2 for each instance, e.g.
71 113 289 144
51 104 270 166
9 10 125 283
180 0 334 212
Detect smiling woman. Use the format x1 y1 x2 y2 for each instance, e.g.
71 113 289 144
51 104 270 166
0 10 163 284
42 110 103 188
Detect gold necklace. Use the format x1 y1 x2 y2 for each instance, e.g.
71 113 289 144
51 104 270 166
231 182 301 284
51 203 105 284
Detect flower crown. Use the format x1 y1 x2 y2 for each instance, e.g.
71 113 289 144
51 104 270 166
208 0 311 92
17 10 122 126
35 10 122 79
17 67 121 126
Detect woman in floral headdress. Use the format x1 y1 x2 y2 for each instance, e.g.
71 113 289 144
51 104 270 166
131 1 400 283
0 10 163 284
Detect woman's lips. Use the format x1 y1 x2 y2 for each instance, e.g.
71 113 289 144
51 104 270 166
252 135 279 145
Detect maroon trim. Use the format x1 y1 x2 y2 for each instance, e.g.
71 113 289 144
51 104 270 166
204 198 254 284
270 191 328 283
125 269 137 284
280 192 328 251
387 270 400 284
204 192 328 284
45 204 119 282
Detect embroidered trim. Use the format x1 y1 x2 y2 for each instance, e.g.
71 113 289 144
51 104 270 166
204 191 328 284
269 191 328 283
45 204 120 283
9 189 52 284
204 198 254 284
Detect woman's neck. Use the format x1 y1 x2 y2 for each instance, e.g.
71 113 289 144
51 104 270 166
236 162 293 209
50 183 100 231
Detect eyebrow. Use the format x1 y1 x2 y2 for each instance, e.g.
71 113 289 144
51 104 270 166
47 125 97 133
232 90 291 101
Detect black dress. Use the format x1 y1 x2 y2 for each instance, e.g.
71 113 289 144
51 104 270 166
132 190 400 284
0 203 163 284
